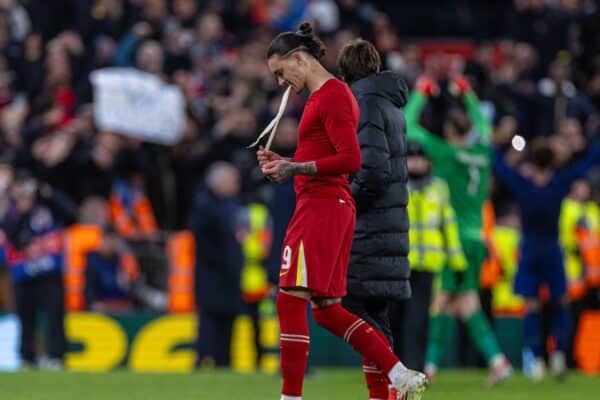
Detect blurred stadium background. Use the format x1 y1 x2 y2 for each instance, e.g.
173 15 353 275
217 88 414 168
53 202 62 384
0 0 599 398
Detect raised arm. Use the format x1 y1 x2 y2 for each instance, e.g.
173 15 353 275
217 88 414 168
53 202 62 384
492 148 531 194
406 77 455 161
405 77 437 143
450 75 492 142
557 143 600 185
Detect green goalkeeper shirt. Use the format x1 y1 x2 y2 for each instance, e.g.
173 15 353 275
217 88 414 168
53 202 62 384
405 91 492 244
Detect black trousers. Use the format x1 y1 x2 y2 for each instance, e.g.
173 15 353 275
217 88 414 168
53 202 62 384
244 301 263 365
196 310 235 367
389 270 434 371
13 273 65 363
342 295 392 345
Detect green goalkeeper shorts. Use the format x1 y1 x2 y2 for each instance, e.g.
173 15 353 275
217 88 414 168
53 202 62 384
441 238 487 293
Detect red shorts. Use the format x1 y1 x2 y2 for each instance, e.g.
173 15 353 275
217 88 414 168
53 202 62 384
279 196 355 297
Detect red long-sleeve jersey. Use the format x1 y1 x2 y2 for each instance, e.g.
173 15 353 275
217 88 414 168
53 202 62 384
293 78 361 201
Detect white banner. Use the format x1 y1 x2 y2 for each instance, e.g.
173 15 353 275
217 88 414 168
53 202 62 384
0 314 20 371
91 68 185 146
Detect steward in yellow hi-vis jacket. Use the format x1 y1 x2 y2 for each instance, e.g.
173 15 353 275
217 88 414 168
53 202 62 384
238 202 275 370
487 206 524 317
559 180 596 303
390 141 467 371
560 198 588 302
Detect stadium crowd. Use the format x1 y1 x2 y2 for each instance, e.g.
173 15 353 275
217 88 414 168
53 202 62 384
0 0 599 375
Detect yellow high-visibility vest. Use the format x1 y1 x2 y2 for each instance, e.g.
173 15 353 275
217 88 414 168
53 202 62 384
560 198 588 300
241 203 272 303
408 177 466 273
490 225 524 315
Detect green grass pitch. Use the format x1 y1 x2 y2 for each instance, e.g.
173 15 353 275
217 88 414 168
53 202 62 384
0 369 597 400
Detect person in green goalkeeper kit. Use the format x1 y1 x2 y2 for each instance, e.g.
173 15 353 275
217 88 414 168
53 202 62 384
405 75 512 385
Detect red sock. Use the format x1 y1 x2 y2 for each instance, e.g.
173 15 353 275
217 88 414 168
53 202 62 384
277 292 310 397
362 357 389 399
312 303 399 373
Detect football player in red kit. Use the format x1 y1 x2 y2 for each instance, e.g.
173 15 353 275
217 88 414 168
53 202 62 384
257 22 428 400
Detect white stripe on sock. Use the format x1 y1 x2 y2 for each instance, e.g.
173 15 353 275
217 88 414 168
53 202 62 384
363 369 382 374
280 337 310 344
281 395 302 400
344 320 365 342
343 319 364 342
280 333 310 340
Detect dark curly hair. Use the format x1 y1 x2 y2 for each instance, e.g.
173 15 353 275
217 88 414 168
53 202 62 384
266 22 326 61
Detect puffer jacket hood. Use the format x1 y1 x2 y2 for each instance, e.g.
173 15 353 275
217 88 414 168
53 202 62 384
351 71 408 109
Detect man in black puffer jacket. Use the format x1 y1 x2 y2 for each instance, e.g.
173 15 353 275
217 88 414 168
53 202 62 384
338 39 411 400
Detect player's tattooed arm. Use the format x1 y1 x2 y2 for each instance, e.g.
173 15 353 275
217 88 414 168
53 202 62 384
291 161 317 176
276 161 316 181
262 160 317 183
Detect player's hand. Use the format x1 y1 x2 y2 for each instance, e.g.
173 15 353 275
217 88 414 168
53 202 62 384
449 75 471 96
261 159 295 183
257 146 283 168
415 75 439 97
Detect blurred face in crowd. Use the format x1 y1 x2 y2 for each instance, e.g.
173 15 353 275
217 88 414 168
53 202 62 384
570 179 590 202
549 61 570 83
208 163 241 199
99 233 119 256
550 135 571 167
274 117 298 151
233 109 257 137
407 155 430 179
0 163 13 199
136 41 164 75
513 42 537 74
79 197 109 227
93 132 121 169
0 0 15 10
559 0 580 11
558 118 585 153
268 51 311 93
11 176 37 212
144 0 167 22
196 13 223 43
174 0 197 21
45 46 71 87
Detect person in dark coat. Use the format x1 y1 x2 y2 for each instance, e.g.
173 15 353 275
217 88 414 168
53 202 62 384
337 39 412 400
1 171 76 369
189 161 244 367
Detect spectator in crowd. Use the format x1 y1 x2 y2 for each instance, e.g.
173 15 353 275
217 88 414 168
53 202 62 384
559 178 596 365
536 59 596 137
0 171 76 369
108 164 159 242
189 161 243 367
0 160 12 312
238 200 273 369
70 197 140 313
